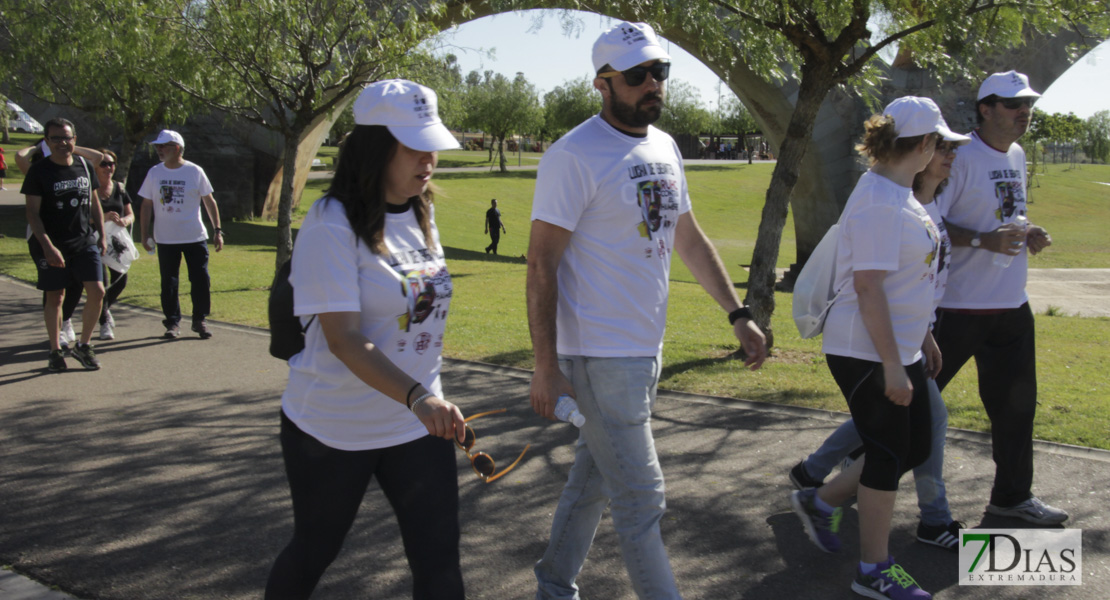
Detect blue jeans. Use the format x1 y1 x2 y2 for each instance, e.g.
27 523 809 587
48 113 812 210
802 360 951 526
534 354 680 600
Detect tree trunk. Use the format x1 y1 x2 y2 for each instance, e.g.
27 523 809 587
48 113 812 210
275 133 300 270
498 137 507 172
745 68 833 348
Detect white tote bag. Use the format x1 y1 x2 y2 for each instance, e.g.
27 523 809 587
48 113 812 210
792 223 840 339
102 221 141 273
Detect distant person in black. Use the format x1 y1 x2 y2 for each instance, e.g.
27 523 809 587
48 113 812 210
22 118 107 372
484 198 506 254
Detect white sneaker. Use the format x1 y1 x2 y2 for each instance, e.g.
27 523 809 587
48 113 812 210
61 319 77 344
986 496 1069 525
100 321 115 340
104 309 115 327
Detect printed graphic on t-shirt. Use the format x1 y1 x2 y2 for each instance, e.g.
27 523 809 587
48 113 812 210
628 162 680 254
994 180 1025 222
52 176 92 210
159 181 186 212
388 245 452 334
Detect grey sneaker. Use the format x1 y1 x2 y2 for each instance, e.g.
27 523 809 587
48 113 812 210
59 335 71 356
48 349 68 372
71 343 101 370
165 324 181 339
100 320 115 340
192 320 212 339
986 496 1068 525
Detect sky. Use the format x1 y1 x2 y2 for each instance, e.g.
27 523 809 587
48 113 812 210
432 9 1110 119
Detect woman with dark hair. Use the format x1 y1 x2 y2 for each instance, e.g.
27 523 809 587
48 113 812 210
264 80 466 600
790 97 970 600
94 148 134 339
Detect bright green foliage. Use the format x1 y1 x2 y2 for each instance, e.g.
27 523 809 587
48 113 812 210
1083 110 1110 163
717 95 757 138
656 79 714 136
0 0 204 180
462 71 544 171
542 76 601 141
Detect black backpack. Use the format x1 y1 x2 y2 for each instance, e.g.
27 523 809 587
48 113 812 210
268 259 315 360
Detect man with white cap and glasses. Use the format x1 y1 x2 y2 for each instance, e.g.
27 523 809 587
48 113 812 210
527 21 767 599
139 129 223 339
931 71 1066 525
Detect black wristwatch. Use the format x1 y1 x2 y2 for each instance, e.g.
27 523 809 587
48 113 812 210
728 307 753 325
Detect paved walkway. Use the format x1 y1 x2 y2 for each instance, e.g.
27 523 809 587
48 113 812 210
1 276 1108 599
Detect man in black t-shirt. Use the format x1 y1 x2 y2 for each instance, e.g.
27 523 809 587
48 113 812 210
22 118 107 371
484 198 506 254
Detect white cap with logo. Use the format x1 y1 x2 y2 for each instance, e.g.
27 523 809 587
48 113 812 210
592 21 671 73
353 79 459 152
978 70 1041 101
884 96 971 143
150 129 185 148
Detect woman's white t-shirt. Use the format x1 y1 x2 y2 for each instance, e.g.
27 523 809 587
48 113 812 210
283 197 451 451
921 201 951 315
822 171 941 366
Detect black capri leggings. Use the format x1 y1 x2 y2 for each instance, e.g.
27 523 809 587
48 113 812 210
826 355 932 492
265 411 463 600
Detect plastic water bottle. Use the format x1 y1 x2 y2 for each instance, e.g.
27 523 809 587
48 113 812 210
554 394 586 427
992 215 1028 268
146 238 156 256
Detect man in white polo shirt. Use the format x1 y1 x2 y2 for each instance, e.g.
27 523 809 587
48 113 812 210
527 21 767 599
139 130 223 339
934 71 1066 525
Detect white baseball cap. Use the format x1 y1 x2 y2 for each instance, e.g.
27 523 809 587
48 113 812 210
592 21 671 73
150 129 185 147
883 96 971 143
978 70 1041 101
353 79 459 152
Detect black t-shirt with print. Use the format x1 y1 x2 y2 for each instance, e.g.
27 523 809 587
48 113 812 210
21 157 100 255
100 180 132 216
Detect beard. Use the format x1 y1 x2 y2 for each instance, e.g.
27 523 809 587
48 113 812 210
611 92 664 128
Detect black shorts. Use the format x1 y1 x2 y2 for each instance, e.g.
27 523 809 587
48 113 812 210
29 241 103 291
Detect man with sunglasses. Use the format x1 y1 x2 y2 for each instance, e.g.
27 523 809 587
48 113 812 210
22 118 108 371
527 21 767 599
139 129 223 340
932 71 1066 525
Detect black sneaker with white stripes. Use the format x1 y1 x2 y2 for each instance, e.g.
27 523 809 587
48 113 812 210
916 520 963 551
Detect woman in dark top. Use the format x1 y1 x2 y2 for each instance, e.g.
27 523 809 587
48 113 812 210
95 148 134 340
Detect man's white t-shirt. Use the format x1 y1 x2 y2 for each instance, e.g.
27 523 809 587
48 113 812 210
822 171 941 366
935 131 1029 309
138 160 214 244
283 198 451 451
531 115 692 357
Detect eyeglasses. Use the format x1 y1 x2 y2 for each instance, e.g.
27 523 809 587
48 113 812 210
997 97 1035 110
935 141 959 155
47 135 75 143
598 61 670 87
456 408 530 483
100 161 116 168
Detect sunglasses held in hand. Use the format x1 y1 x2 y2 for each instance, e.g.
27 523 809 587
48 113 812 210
456 409 530 483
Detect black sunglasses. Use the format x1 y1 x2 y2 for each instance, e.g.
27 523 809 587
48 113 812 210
997 97 1035 110
100 161 116 168
455 409 530 483
598 61 670 87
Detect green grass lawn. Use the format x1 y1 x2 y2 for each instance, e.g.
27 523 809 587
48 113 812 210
3 160 1107 449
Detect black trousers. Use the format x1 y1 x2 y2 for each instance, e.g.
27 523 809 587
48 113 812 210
934 304 1037 507
265 412 463 600
826 355 932 492
156 241 210 328
485 230 500 254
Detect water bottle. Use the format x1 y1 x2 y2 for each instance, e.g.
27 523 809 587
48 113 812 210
146 238 156 256
992 215 1028 268
554 394 586 427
